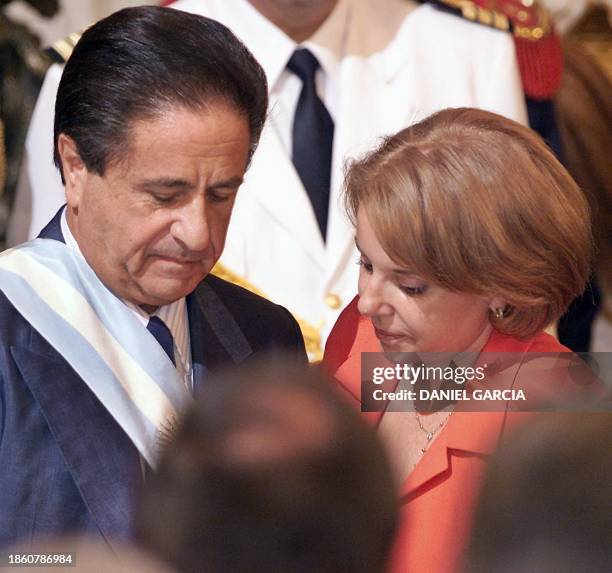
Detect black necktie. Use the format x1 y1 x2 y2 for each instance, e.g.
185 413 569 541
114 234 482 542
147 316 175 366
287 48 334 241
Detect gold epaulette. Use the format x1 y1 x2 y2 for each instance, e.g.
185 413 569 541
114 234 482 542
211 262 323 361
489 0 552 41
433 0 553 41
429 0 511 33
45 31 83 64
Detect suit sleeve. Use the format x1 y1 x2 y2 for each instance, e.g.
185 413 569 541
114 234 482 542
275 305 308 363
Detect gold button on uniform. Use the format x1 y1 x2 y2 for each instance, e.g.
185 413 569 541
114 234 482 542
325 293 342 310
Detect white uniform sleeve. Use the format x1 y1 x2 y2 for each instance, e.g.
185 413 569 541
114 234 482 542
7 64 65 246
482 33 528 126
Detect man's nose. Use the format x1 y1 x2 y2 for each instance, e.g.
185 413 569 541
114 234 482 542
171 195 210 253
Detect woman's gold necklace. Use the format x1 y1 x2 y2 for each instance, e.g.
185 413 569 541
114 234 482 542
414 410 452 454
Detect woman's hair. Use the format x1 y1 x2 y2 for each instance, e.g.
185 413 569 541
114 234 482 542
344 107 592 338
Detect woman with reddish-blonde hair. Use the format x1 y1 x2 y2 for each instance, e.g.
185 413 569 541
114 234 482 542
323 107 593 573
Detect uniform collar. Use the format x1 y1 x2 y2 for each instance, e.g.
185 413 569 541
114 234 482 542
228 0 349 91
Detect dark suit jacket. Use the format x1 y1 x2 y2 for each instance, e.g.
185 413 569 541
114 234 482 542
0 209 306 548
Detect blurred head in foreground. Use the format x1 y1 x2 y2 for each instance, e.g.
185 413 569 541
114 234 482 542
464 413 612 572
136 358 398 573
345 107 592 353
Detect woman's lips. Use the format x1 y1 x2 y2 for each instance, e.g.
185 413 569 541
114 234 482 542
373 327 405 343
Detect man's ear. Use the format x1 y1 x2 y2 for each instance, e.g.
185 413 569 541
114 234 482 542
57 133 87 208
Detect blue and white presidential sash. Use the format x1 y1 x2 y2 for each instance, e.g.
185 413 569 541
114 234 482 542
0 238 193 468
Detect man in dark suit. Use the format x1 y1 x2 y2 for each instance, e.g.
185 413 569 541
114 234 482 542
0 6 306 549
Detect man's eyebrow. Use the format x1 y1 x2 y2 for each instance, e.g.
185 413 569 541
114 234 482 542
135 178 191 190
207 176 244 191
134 175 244 192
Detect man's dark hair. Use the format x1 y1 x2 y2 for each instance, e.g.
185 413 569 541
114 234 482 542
135 358 399 573
53 6 268 183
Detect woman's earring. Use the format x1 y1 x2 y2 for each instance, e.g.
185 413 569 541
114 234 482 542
493 307 505 320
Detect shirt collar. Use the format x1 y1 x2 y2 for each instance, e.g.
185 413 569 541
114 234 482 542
230 0 350 90
302 0 349 83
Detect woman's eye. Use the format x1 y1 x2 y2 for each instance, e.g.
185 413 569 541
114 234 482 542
400 284 427 296
356 257 373 273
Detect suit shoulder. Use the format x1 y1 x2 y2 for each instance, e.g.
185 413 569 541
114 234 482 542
201 274 306 358
203 273 290 319
201 274 303 343
207 262 317 358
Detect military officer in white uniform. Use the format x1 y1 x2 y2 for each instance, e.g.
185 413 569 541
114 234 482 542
9 0 527 358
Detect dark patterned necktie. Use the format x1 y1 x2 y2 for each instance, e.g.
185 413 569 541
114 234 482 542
287 48 334 241
146 316 175 366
